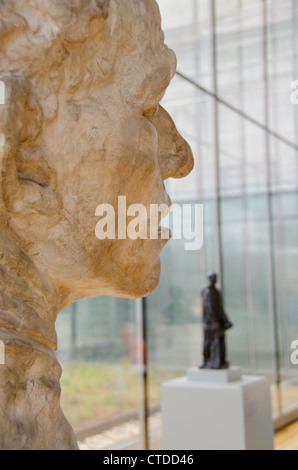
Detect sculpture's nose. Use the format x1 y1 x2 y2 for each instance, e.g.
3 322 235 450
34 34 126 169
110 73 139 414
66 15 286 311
148 105 194 180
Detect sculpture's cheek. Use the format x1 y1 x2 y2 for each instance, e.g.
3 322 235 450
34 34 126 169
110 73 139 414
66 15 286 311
103 114 160 185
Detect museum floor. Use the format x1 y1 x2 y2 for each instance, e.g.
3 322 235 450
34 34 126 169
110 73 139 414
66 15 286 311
78 413 298 451
274 421 298 451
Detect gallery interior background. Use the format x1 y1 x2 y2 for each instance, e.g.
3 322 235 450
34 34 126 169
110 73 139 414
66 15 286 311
55 0 298 448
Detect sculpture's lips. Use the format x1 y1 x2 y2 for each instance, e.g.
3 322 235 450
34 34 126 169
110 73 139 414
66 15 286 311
157 225 172 241
156 197 172 241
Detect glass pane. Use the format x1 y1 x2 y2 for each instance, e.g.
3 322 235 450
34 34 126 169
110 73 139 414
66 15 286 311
56 298 140 449
157 0 214 90
219 105 276 377
215 0 265 124
267 0 298 144
270 139 298 192
220 206 251 369
219 104 244 197
244 121 267 193
270 134 298 416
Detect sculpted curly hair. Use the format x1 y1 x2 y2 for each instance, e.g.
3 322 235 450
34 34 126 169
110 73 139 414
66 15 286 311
0 0 115 120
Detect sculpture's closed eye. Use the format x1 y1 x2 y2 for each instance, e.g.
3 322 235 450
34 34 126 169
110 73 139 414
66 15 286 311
17 160 54 188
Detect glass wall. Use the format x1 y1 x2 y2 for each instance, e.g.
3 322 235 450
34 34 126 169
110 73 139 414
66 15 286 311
56 298 141 442
156 0 298 423
56 0 298 449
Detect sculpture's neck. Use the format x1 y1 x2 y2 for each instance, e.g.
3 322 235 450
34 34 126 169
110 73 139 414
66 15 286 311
0 225 58 350
0 224 78 450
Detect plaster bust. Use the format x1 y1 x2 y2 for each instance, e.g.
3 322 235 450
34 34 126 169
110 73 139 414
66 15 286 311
0 0 193 449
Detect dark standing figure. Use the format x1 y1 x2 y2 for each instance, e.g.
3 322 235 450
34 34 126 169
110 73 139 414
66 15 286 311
200 273 233 370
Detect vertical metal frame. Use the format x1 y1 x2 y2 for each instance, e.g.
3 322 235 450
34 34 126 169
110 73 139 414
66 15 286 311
211 0 225 294
262 0 282 396
237 0 258 373
71 301 78 358
136 297 149 450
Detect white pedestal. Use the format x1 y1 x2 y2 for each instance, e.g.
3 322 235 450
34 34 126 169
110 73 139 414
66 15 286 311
161 369 274 450
187 366 242 383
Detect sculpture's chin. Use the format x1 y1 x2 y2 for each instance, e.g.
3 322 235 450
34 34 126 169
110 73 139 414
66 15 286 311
116 256 161 300
58 239 166 306
137 257 161 298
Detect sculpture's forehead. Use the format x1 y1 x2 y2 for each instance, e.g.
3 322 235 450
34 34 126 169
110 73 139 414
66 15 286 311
0 0 165 70
107 0 176 108
109 0 165 55
0 0 176 117
65 0 176 108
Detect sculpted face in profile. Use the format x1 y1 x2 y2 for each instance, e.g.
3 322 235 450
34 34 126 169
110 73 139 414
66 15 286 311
0 0 193 449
